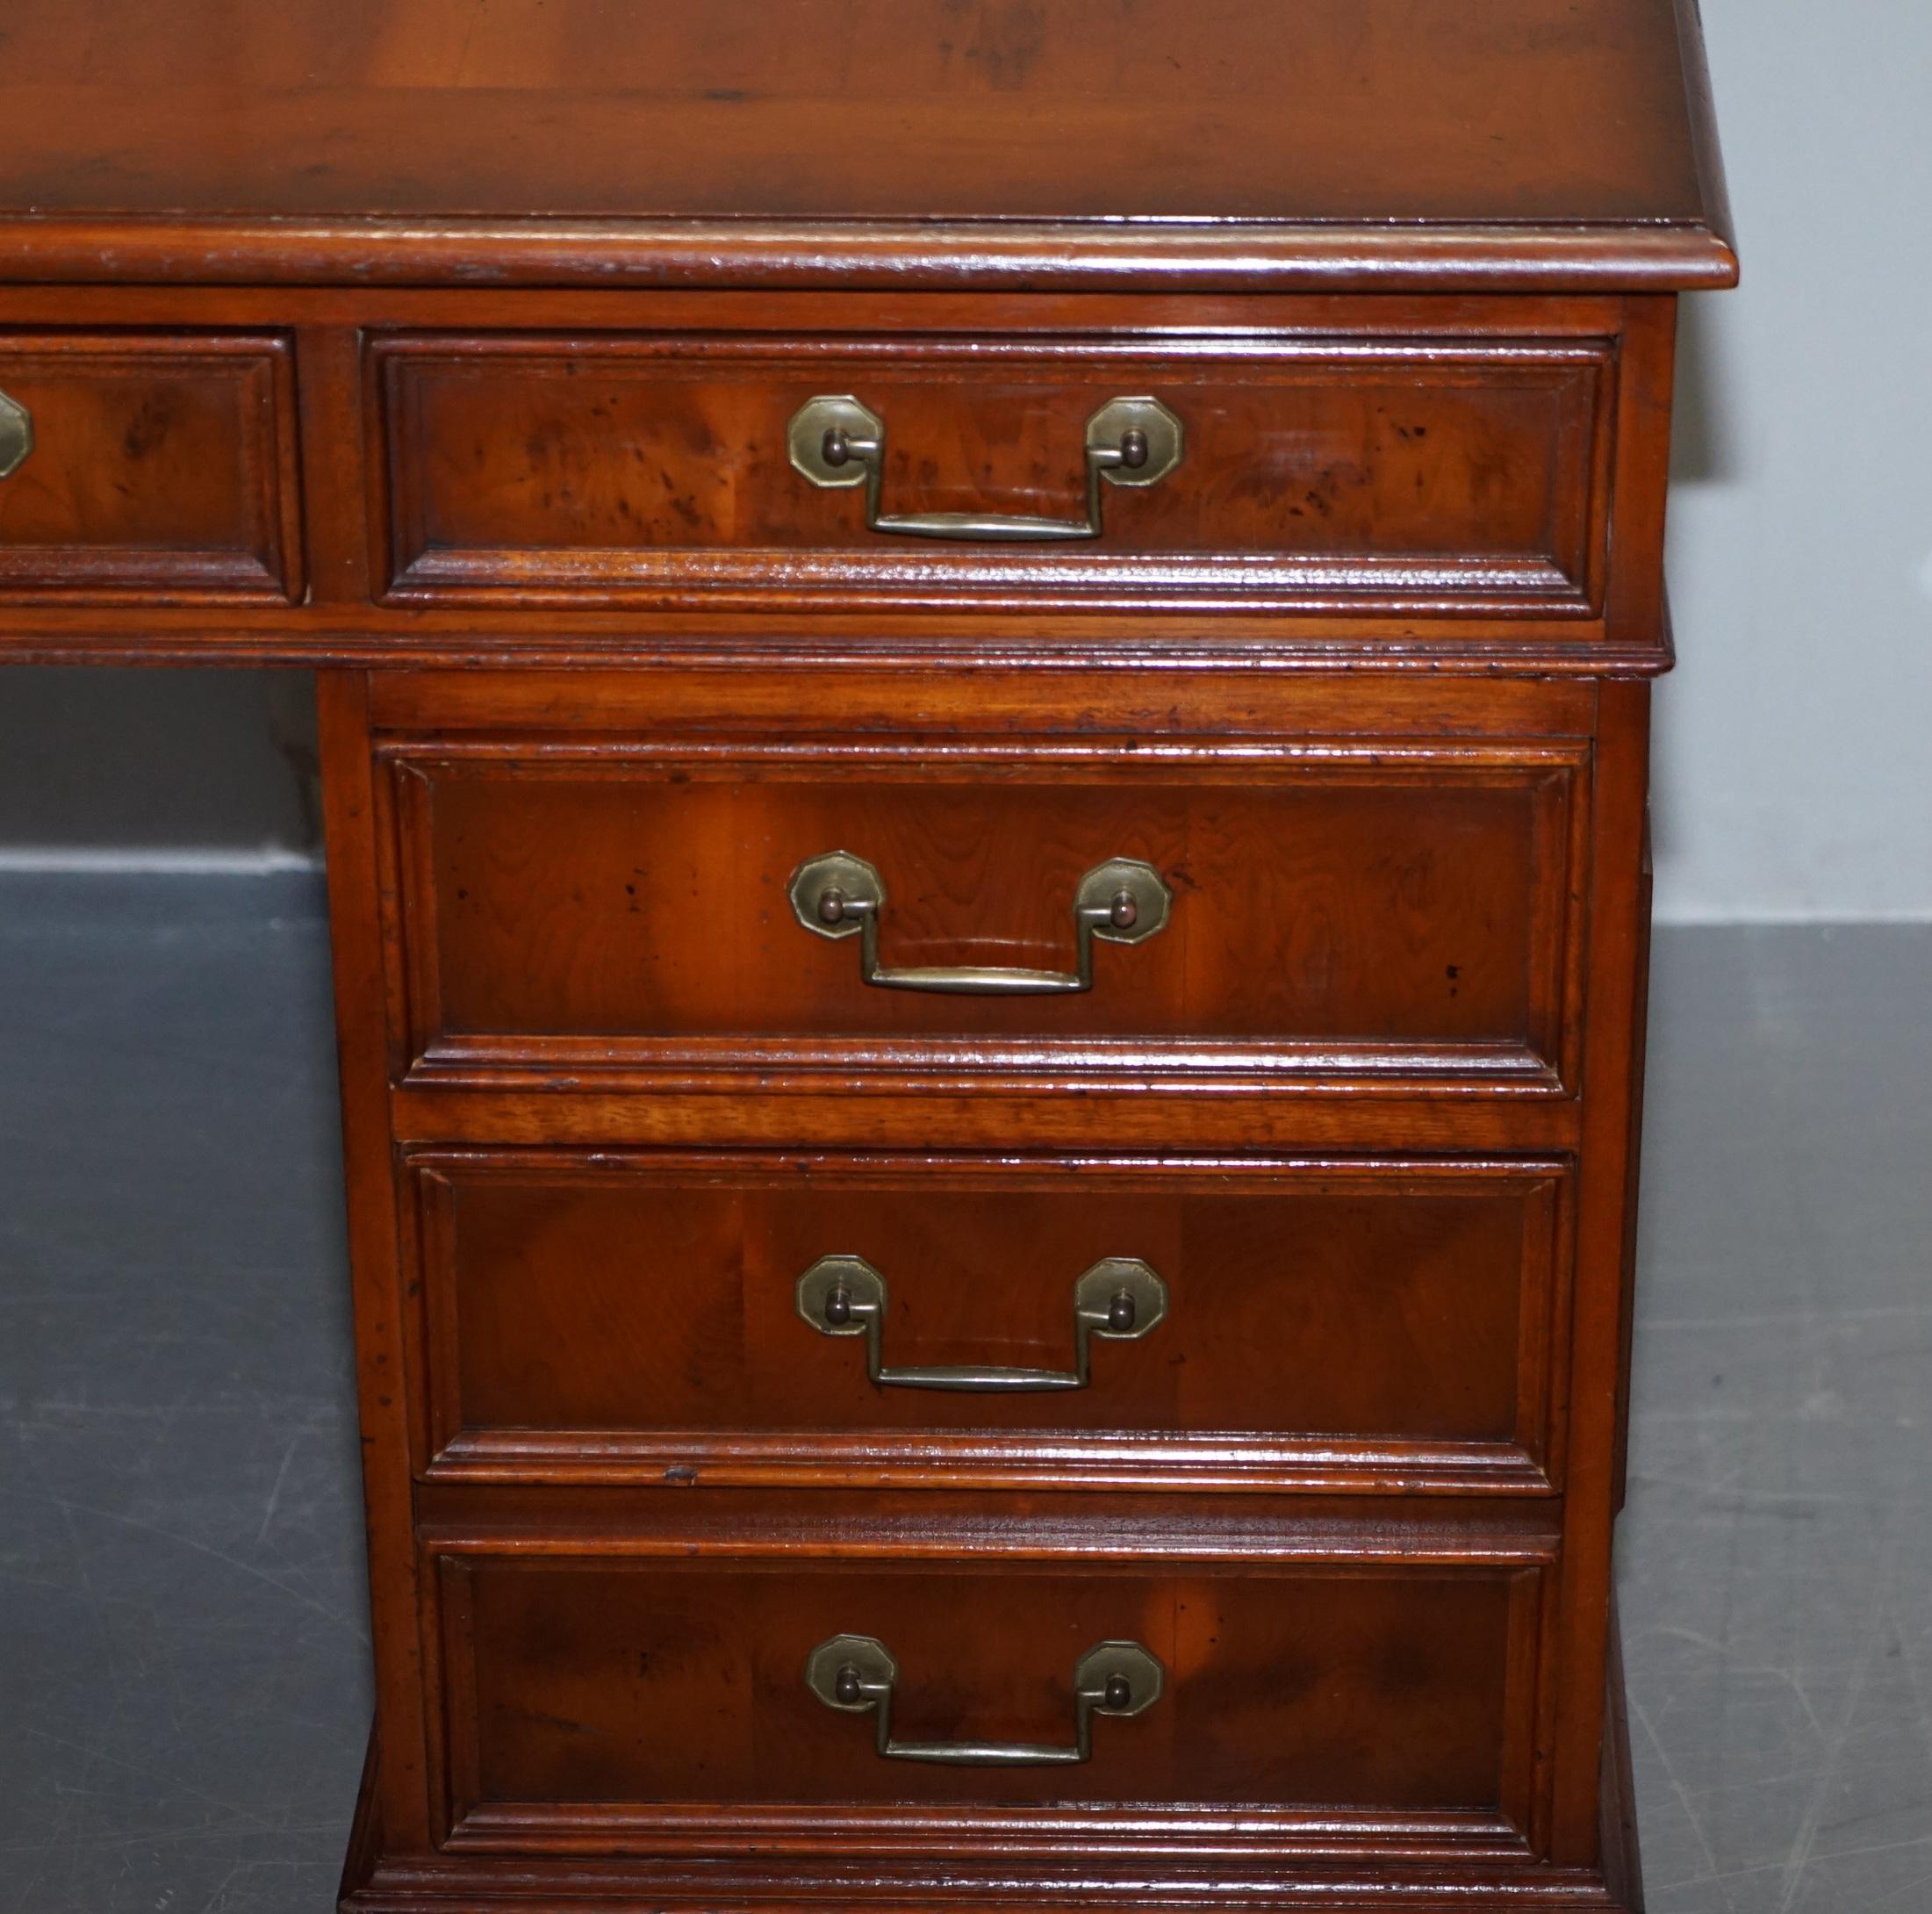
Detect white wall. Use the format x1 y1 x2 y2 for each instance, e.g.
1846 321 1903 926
1655 0 1932 922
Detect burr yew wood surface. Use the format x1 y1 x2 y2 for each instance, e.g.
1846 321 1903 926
406 1151 1569 1494
384 741 1580 1076
437 1557 1532 1826
0 3 1735 1910
0 291 1679 666
377 330 1614 614
318 661 1649 1905
0 0 1734 291
0 333 300 600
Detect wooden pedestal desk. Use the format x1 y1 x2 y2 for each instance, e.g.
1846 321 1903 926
0 4 1735 1908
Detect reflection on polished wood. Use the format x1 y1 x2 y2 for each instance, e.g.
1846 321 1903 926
408 1150 1570 1493
0 1 1734 1909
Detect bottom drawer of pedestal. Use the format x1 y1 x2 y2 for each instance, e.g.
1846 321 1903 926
432 1552 1548 1849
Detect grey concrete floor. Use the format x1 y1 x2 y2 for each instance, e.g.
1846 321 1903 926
0 876 1926 1914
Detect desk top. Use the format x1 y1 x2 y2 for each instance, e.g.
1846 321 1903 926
0 0 1734 291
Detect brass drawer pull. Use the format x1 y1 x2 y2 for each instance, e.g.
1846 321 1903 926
787 850 1172 996
797 1254 1167 1392
806 1634 1163 1766
0 390 32 479
787 393 1182 543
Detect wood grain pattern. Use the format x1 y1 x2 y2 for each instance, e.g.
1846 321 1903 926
343 1623 1646 1907
377 332 1613 615
0 0 1734 293
386 1083 1591 1159
331 655 1622 1903
0 332 301 601
0 289 1679 669
319 672 436 1853
405 1149 1571 1495
380 737 1586 1090
365 661 1603 739
0 6 1736 1909
435 1555 1539 1831
1543 680 1654 1864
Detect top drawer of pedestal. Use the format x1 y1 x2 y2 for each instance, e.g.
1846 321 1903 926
372 328 1619 618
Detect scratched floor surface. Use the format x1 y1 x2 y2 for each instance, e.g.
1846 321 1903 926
1620 925 1932 1912
0 877 1926 1913
0 874 365 1914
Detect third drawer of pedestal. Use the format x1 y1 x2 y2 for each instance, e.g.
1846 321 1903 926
405 1150 1572 1495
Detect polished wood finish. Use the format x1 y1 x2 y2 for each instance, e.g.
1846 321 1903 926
377 329 1613 614
438 1556 1533 1823
0 332 301 600
0 289 1680 669
320 672 439 1854
0 0 1734 291
0 5 1732 1910
406 1149 1571 1494
381 733 1584 1083
324 651 1648 1908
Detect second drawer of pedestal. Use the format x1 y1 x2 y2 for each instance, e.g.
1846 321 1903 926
406 1150 1571 1494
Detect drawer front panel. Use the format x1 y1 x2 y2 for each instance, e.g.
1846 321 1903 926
435 1553 1545 1843
384 739 1586 1090
376 333 1613 614
409 1151 1569 1494
0 333 300 600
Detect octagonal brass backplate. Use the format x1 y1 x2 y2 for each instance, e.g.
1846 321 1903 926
1074 1640 1165 1716
788 396 880 488
1074 859 1172 943
806 1633 898 1709
788 850 885 939
0 389 32 480
1086 396 1183 486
